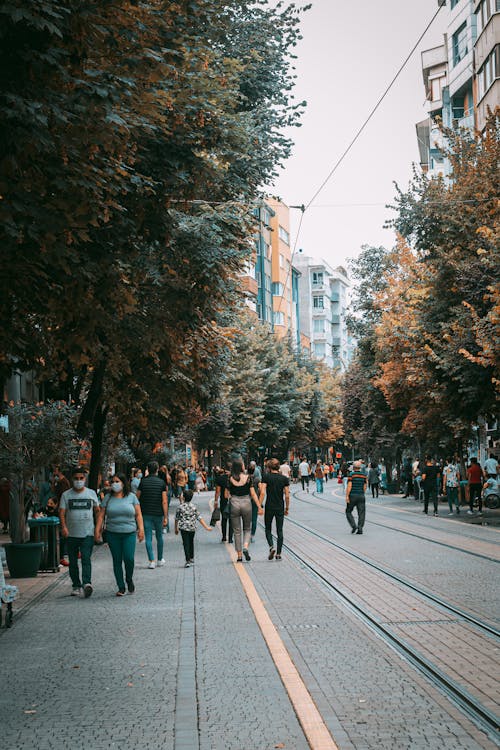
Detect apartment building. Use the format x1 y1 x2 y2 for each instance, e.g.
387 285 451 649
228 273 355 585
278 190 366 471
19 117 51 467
474 0 500 131
267 197 293 338
416 0 498 174
294 252 351 371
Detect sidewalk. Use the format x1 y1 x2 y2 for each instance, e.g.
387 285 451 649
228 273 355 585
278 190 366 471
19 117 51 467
0 533 67 620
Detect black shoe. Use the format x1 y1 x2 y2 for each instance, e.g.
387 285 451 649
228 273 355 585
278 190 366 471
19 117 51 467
356 529 363 534
268 547 276 560
236 557 242 563
243 548 251 561
83 584 93 598
276 554 282 560
351 527 357 534
127 581 135 594
221 537 226 543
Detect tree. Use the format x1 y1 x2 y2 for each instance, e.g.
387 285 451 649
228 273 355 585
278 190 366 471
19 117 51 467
0 1 308 483
0 401 79 542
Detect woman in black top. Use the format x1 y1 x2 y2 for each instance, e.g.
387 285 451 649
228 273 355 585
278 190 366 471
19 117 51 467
228 459 262 562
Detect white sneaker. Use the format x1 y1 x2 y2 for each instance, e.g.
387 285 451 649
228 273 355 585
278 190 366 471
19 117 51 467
70 587 82 597
467 510 473 515
148 561 156 569
157 559 166 567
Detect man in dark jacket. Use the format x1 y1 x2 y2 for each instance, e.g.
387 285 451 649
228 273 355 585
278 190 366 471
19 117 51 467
136 462 168 568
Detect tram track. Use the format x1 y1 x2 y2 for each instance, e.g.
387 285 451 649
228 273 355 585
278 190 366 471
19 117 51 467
262 510 500 744
293 488 500 563
285 511 500 639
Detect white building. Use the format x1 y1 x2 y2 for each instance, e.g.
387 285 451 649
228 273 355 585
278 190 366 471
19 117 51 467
294 251 351 371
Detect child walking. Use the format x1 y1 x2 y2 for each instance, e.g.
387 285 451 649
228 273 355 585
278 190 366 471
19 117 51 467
175 489 212 567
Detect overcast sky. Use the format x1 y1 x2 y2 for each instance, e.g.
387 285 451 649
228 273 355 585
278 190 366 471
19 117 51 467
271 0 444 268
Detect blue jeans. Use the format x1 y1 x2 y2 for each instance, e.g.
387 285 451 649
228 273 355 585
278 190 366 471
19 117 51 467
315 478 324 493
66 535 94 588
106 531 136 591
143 514 164 562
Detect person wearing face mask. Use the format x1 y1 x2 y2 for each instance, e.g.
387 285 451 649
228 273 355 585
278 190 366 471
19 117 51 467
95 473 145 596
59 467 100 598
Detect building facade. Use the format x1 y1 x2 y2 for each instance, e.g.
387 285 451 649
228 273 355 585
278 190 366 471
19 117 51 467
416 0 499 174
294 251 351 371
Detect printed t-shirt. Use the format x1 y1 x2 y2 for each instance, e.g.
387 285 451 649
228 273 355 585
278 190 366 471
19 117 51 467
103 493 139 534
175 503 201 532
467 464 483 484
443 464 460 488
262 472 289 511
60 488 99 537
138 475 166 516
279 463 291 478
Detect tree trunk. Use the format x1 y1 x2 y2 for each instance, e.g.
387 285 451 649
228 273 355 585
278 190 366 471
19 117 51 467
88 404 108 491
77 361 106 437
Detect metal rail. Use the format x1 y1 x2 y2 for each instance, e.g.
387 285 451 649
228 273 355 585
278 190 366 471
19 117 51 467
293 489 500 564
273 526 500 743
286 510 500 640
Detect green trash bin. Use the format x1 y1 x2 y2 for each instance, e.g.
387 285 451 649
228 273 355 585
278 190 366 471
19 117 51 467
28 518 60 572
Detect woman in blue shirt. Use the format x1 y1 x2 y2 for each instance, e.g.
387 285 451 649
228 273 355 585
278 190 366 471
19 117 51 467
95 473 145 596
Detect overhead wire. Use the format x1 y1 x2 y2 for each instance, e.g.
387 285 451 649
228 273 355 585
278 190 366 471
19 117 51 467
276 2 445 315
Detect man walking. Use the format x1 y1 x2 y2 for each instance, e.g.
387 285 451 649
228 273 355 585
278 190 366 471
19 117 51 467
299 457 311 492
136 461 168 568
484 453 498 479
260 458 290 560
466 457 483 515
249 460 262 544
345 460 367 535
421 456 441 516
59 467 99 597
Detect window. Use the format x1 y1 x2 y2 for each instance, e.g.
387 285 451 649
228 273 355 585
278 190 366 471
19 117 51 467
312 271 324 286
477 44 500 100
313 296 324 309
279 253 285 269
272 282 284 296
314 343 326 358
278 226 290 245
477 0 500 36
313 319 325 333
452 22 468 67
273 311 285 326
430 75 445 102
451 0 460 8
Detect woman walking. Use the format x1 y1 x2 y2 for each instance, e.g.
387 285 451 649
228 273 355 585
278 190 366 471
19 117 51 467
95 473 144 596
314 461 325 493
228 459 263 562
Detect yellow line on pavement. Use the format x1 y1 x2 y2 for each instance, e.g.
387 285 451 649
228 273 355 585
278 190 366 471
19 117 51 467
229 551 339 750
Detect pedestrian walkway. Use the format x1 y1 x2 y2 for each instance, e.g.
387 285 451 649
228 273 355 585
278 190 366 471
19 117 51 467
1 492 496 749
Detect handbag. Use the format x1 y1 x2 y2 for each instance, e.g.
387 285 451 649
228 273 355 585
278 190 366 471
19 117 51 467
210 507 221 526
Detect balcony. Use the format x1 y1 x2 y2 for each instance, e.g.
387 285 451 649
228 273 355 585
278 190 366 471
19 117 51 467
330 292 340 302
241 275 258 297
331 314 341 326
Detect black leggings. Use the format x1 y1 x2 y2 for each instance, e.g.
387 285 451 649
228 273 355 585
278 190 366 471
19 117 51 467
371 482 379 498
265 508 284 554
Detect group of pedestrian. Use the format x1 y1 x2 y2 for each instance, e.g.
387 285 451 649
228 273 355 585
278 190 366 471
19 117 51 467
408 454 499 516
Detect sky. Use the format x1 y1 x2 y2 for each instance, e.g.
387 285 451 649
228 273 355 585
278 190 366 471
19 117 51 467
271 0 445 269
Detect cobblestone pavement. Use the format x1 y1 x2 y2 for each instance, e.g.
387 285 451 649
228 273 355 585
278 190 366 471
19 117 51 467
2 490 498 749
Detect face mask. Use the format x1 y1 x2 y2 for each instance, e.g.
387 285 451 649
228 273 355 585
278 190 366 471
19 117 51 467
111 482 123 493
73 480 85 490
137 473 143 479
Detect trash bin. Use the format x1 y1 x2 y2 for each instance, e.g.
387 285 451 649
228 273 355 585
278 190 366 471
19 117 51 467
28 518 60 572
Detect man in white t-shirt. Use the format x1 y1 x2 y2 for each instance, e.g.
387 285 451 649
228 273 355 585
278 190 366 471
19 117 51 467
298 459 311 492
279 461 291 479
59 467 99 598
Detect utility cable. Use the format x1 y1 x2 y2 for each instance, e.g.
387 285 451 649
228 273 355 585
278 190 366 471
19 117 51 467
276 3 445 316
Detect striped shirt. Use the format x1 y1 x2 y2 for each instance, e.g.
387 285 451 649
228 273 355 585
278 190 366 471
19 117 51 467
348 471 366 496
